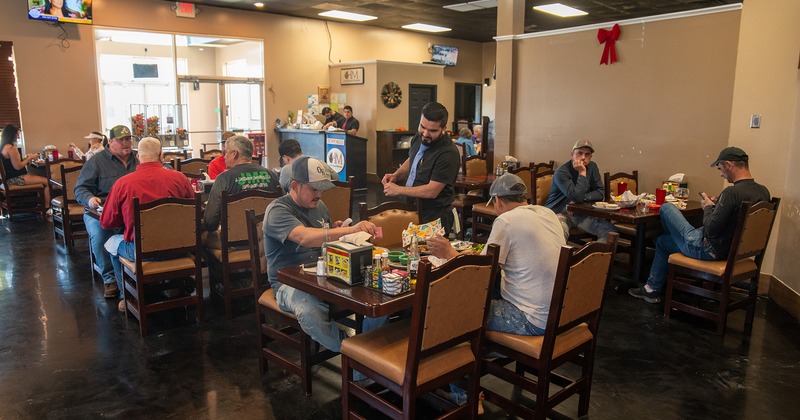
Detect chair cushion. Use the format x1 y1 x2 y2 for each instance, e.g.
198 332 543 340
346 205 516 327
341 319 475 386
484 323 592 359
208 247 250 263
119 255 196 276
471 202 496 216
452 194 483 208
258 289 298 320
668 253 757 277
67 203 85 216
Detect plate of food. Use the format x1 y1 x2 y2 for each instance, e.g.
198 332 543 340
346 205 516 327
450 240 473 252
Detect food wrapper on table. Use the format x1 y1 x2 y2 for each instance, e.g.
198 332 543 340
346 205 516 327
612 190 645 208
402 219 445 248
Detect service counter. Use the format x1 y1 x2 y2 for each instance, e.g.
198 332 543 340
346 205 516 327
275 129 367 189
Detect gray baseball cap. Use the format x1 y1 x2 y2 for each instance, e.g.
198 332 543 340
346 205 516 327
292 157 335 191
487 173 527 205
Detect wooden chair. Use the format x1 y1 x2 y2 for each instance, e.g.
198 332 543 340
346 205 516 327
206 189 281 318
604 170 638 200
45 158 83 209
177 158 211 176
119 195 204 336
341 244 501 419
531 166 554 206
162 150 187 169
200 149 223 159
601 170 656 273
464 155 489 178
532 160 555 174
0 159 46 220
247 209 340 396
481 233 618 419
358 201 419 249
320 176 354 224
50 164 88 247
664 198 780 335
471 163 533 244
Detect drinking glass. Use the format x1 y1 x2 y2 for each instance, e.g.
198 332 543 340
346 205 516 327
617 182 627 196
675 187 689 200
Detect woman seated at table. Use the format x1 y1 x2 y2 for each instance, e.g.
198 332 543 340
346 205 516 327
456 128 476 157
69 131 106 161
1 125 50 210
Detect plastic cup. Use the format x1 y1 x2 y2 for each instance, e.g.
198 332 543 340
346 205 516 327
655 188 667 205
617 182 627 196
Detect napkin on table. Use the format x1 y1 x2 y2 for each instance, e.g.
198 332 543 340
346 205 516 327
338 231 372 246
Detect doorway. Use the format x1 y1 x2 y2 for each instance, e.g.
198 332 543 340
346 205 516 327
408 84 437 130
454 83 482 129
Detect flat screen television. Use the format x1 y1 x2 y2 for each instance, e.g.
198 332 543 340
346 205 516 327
431 45 458 67
27 0 93 25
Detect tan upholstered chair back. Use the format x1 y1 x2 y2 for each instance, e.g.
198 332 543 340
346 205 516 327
509 166 532 202
139 202 197 253
368 210 417 249
226 196 275 243
320 177 353 224
532 160 555 174
604 171 639 199
736 206 777 257
465 156 488 177
201 149 223 159
533 169 554 206
421 264 494 351
48 159 82 181
63 166 82 201
179 159 210 175
558 250 614 328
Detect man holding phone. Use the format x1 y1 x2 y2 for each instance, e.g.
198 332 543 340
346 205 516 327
629 147 770 303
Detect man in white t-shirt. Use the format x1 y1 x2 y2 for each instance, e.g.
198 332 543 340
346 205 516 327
428 173 566 335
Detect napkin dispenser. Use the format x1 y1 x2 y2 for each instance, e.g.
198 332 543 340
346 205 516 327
325 241 373 285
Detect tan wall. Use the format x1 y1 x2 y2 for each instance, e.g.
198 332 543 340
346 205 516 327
2 0 484 169
508 11 741 198
728 0 800 286
481 43 497 120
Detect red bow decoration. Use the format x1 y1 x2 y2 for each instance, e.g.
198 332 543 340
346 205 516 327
597 23 621 65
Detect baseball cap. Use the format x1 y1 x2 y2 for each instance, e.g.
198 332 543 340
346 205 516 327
292 157 335 191
572 139 594 153
487 173 527 205
710 146 748 167
109 125 132 140
84 131 104 140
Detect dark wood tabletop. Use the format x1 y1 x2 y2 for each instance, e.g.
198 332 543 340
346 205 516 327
567 200 703 223
277 265 415 318
455 174 496 190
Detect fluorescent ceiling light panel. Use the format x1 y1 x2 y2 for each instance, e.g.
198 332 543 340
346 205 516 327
402 23 452 33
318 10 377 22
444 0 498 12
533 3 588 17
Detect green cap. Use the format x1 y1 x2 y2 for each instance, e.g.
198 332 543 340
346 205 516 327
109 125 132 140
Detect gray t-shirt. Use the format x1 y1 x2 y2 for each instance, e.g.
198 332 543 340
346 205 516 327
279 159 340 193
264 194 330 290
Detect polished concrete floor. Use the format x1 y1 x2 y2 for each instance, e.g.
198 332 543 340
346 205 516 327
2 188 800 419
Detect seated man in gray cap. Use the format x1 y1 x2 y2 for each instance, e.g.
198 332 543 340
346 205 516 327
629 146 770 303
546 139 617 242
264 157 382 353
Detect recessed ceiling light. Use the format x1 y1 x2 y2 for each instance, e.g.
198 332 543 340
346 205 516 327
443 0 498 12
533 3 588 17
402 23 452 33
254 2 264 7
319 10 377 22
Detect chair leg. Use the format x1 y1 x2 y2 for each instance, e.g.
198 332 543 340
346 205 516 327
664 265 676 320
342 355 353 417
300 331 313 396
222 266 233 319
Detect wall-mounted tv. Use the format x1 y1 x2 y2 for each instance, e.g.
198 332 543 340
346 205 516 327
27 0 93 25
431 45 458 67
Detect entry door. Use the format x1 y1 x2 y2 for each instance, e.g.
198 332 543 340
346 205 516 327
408 84 437 130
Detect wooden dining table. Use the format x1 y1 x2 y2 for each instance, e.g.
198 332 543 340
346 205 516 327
455 173 496 191
567 201 703 283
277 265 415 318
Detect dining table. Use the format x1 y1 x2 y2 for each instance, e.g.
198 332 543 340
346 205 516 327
455 173 496 192
276 265 415 318
567 200 703 283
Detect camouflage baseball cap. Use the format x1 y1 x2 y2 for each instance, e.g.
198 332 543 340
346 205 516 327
109 125 132 140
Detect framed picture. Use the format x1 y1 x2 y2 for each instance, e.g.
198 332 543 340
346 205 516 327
318 86 331 103
340 67 364 85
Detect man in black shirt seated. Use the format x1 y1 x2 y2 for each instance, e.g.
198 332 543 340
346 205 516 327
629 147 770 304
321 106 345 130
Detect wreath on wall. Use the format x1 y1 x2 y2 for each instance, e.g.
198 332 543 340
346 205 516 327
381 82 402 108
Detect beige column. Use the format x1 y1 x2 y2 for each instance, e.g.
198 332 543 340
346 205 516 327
492 0 526 162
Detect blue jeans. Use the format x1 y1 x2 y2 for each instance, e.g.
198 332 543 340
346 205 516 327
646 203 717 291
275 285 388 353
84 213 117 286
559 213 617 242
486 299 546 336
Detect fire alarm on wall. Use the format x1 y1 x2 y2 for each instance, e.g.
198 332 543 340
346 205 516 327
175 2 197 18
